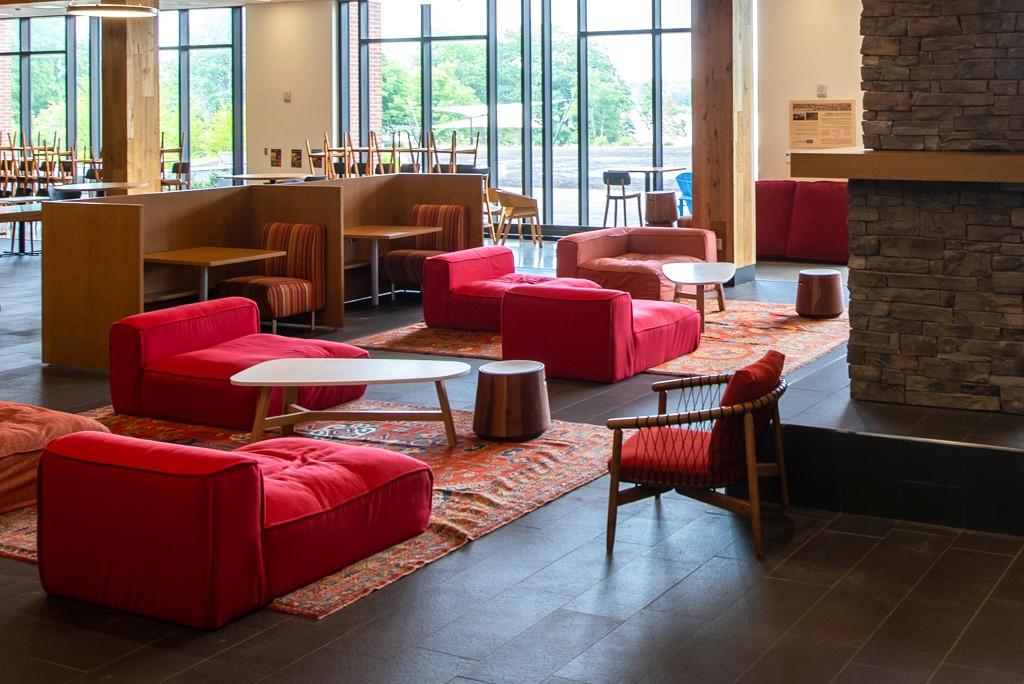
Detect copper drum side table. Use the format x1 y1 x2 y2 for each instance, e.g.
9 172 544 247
473 360 552 441
796 268 845 319
644 190 679 226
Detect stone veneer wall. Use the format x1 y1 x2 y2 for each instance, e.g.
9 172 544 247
849 1 1024 414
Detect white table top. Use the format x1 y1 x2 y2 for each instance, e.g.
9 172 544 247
231 358 472 387
662 262 737 285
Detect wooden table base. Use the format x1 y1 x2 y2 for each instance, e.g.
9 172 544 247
675 283 726 332
249 380 458 446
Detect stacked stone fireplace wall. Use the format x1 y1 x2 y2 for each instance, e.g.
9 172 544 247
848 0 1024 414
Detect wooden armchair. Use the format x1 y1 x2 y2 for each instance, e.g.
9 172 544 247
493 189 542 247
606 351 789 558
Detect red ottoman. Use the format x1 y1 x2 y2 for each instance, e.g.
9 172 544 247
110 297 369 430
502 284 702 383
0 402 109 514
423 246 598 331
38 432 433 629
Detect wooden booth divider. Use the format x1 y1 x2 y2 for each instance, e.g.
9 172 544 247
42 173 483 370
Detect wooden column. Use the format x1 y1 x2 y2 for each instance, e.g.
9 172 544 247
692 0 756 275
101 16 160 195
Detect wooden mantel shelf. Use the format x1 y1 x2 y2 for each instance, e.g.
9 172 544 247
790 149 1024 183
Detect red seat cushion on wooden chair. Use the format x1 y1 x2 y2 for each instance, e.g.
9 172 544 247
384 204 470 289
618 427 719 487
215 276 315 320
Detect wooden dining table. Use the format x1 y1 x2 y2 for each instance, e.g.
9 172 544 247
344 224 442 306
52 181 148 197
0 203 43 256
143 246 287 301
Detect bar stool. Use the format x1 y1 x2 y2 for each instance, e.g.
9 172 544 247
473 360 551 441
603 171 642 226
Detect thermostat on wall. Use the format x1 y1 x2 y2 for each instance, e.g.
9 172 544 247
283 91 292 103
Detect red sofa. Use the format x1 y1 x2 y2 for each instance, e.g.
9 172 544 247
38 432 432 629
556 227 718 301
502 283 702 383
423 245 599 331
109 297 368 430
756 180 849 263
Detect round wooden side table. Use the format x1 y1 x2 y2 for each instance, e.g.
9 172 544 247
796 268 845 319
473 360 552 441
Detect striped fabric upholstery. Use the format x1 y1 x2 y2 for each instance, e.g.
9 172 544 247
214 222 325 320
411 204 469 251
383 204 469 288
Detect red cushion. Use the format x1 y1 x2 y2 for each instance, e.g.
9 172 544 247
785 181 849 263
140 334 369 430
618 427 718 486
237 438 433 597
423 247 516 329
453 273 554 299
707 350 786 478
448 275 600 332
755 180 796 259
720 350 786 406
631 300 703 375
215 276 315 320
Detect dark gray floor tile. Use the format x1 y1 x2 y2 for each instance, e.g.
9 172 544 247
953 531 1024 557
564 554 700 620
708 578 827 651
930 664 1023 683
737 633 854 684
266 645 476 684
416 587 571 660
833 663 926 683
467 609 622 684
4 657 81 684
769 530 879 586
514 538 650 598
645 512 749 565
854 598 976 676
637 633 763 684
0 615 166 673
947 599 1024 677
646 555 769 620
993 555 1024 604
555 609 703 684
826 514 899 538
790 575 909 648
908 549 1012 609
845 529 952 588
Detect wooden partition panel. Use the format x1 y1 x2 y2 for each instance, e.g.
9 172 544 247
42 202 143 370
249 184 346 327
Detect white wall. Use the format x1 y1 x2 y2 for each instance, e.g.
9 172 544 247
245 0 336 174
757 0 863 180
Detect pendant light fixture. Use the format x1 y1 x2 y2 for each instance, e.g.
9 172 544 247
66 0 158 18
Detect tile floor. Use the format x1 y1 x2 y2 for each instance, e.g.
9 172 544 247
1 243 1023 683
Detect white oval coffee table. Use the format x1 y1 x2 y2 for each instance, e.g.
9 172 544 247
231 358 471 446
661 262 736 332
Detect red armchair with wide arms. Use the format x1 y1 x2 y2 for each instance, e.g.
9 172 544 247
501 283 701 383
38 432 433 629
214 222 326 333
556 226 718 301
423 245 598 331
109 297 368 430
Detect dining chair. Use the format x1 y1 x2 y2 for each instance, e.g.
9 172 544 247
602 171 643 226
494 189 543 247
676 171 693 216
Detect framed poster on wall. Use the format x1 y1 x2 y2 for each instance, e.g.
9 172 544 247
789 100 857 148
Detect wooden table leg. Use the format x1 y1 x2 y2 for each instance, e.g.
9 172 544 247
281 387 299 436
696 286 706 333
250 387 272 441
716 283 726 312
435 380 457 447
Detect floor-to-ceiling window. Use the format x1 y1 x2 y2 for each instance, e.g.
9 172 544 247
159 7 242 188
0 16 96 153
342 0 691 228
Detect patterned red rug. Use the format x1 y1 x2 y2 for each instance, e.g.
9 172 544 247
0 401 610 620
349 300 850 376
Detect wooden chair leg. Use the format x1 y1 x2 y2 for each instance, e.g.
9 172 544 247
636 195 643 224
271 319 277 334
607 429 623 554
310 310 316 332
717 284 726 312
773 404 790 509
743 413 763 559
603 197 611 226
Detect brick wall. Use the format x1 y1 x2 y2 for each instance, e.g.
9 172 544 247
849 1 1024 414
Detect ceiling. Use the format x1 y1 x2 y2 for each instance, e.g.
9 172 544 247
0 0 304 20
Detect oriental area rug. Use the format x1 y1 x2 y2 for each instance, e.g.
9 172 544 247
349 300 850 377
0 401 610 620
